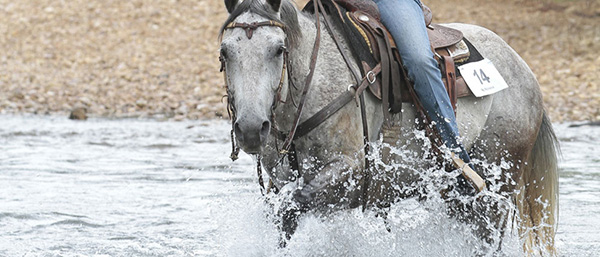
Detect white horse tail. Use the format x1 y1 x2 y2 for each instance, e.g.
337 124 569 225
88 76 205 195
517 111 560 256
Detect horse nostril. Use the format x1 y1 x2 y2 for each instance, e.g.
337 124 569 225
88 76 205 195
260 120 271 139
261 121 270 132
234 122 243 140
233 119 269 153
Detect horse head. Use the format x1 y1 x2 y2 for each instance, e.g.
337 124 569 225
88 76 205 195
219 0 300 154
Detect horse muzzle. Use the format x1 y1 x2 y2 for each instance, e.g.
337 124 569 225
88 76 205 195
234 118 270 154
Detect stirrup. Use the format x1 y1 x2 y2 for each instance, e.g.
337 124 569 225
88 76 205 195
451 153 486 193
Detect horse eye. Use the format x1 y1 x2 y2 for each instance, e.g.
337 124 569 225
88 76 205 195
220 48 228 59
276 46 286 56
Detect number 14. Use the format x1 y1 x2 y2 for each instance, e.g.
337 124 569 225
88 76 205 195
473 69 491 84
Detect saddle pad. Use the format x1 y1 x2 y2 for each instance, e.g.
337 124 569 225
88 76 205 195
335 0 380 21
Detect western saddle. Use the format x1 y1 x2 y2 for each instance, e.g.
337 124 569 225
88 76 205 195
303 0 487 193
305 0 475 117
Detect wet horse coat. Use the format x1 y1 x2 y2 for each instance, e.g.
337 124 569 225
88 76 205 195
219 0 558 254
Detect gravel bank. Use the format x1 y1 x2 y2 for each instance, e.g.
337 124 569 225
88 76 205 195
1 0 598 121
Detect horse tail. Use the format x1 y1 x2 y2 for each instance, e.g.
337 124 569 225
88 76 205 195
517 111 560 256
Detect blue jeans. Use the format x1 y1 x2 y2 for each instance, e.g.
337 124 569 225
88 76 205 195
373 0 471 162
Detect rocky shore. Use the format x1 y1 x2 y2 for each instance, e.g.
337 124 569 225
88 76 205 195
0 0 598 122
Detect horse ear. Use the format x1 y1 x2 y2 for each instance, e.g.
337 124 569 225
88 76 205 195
266 0 281 12
224 0 239 13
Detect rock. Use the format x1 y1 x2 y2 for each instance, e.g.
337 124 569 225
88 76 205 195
69 107 88 120
173 114 185 121
136 99 148 108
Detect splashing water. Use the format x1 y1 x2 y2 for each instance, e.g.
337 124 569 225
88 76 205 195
211 186 522 256
1 115 598 256
211 129 525 257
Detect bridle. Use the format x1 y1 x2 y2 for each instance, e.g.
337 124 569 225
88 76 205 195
220 20 290 111
219 0 374 205
219 19 295 194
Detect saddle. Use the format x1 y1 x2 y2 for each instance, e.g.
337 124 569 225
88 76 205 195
314 0 487 193
305 0 478 116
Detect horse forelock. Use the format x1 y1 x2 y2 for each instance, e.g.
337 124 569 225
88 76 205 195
219 0 301 46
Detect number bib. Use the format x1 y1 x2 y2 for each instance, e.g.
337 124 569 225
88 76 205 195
458 58 509 97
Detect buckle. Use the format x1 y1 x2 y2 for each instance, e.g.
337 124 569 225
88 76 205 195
366 71 376 84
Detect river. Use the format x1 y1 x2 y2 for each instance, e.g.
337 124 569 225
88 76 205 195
0 115 598 256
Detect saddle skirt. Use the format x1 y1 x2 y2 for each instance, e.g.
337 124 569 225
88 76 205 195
304 0 485 114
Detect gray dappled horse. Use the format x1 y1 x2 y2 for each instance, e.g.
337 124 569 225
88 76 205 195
219 0 558 254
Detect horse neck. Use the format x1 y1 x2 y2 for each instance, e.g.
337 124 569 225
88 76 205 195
288 11 319 93
273 10 318 125
275 9 356 127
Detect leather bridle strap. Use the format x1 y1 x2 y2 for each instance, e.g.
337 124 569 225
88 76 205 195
297 0 374 210
293 90 354 139
281 62 380 140
221 20 290 193
225 21 286 39
280 0 322 154
291 0 362 140
286 0 384 142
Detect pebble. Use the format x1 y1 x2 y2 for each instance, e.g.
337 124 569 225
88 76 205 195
0 0 597 122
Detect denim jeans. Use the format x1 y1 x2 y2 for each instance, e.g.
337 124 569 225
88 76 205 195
372 0 471 162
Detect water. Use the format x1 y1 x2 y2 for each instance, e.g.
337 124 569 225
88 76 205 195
0 115 598 256
553 123 600 256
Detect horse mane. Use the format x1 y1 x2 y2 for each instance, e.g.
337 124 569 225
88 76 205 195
219 0 302 46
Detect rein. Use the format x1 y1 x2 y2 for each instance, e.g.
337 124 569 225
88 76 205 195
279 0 322 154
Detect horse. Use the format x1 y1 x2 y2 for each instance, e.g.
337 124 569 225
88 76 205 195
218 0 559 255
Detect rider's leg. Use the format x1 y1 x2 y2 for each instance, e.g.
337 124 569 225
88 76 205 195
373 0 471 163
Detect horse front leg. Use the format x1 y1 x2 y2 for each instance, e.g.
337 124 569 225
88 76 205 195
278 155 363 245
